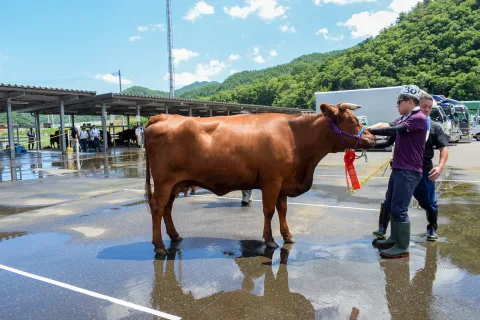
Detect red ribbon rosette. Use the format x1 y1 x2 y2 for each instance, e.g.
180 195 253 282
344 149 361 192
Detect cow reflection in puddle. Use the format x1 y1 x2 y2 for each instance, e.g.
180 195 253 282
151 241 315 320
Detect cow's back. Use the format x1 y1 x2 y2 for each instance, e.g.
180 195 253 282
144 114 298 192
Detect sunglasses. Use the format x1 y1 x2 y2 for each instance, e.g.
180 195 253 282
397 98 411 105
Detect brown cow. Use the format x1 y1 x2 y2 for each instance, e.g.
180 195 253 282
144 103 375 255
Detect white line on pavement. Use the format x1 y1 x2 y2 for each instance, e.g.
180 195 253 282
123 189 377 212
0 264 181 320
191 194 378 212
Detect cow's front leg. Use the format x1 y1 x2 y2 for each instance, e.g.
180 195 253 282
151 184 174 255
164 193 182 242
276 195 295 243
261 182 282 248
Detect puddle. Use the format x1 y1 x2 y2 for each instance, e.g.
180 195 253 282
437 181 480 199
0 205 50 217
436 203 480 274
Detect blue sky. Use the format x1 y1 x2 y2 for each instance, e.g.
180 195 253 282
0 0 421 93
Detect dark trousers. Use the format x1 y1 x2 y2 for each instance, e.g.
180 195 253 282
413 172 438 224
80 139 87 152
93 137 101 152
384 169 422 223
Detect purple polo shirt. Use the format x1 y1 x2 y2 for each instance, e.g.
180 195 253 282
392 109 428 173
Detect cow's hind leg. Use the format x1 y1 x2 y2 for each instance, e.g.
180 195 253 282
276 195 295 243
163 193 183 242
151 183 175 255
261 181 282 248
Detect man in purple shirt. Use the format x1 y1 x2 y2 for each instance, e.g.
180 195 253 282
368 85 428 259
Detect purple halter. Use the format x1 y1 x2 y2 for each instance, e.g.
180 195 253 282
328 120 366 149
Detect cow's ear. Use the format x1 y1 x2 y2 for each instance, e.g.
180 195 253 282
320 103 337 118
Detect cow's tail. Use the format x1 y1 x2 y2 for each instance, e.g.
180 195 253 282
144 135 153 215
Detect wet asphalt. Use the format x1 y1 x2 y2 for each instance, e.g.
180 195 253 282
0 141 479 320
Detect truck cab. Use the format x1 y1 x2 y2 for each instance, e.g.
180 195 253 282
433 95 471 141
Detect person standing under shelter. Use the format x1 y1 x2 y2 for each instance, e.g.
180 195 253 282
27 128 36 150
370 91 449 242
135 124 144 148
367 85 428 259
90 125 101 152
79 125 89 152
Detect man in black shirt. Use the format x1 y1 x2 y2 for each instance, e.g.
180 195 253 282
370 91 449 242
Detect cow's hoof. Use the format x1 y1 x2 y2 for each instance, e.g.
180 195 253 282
154 248 168 256
283 237 296 244
170 235 183 242
265 241 279 248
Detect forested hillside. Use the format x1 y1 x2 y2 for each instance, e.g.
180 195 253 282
122 81 219 97
201 0 480 109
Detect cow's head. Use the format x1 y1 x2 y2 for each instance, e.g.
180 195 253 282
320 102 376 151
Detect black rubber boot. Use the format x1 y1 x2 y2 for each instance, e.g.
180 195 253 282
426 210 438 241
380 221 410 259
375 215 395 249
372 203 390 239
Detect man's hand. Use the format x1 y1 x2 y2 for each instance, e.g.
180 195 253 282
428 166 443 181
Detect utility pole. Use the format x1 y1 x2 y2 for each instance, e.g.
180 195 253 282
112 70 122 94
167 0 175 98
118 69 122 94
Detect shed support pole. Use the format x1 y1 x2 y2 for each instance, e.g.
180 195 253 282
227 109 230 116
189 108 192 117
71 115 75 128
127 116 130 128
7 98 15 158
209 109 213 117
16 127 20 145
165 106 168 115
136 106 141 126
60 101 66 154
121 115 125 131
35 112 41 151
102 104 108 152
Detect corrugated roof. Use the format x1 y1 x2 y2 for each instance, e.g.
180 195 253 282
113 93 303 110
0 83 95 94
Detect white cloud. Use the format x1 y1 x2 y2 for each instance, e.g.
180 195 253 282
269 50 278 57
95 73 132 85
128 36 141 42
280 23 296 33
184 1 215 21
316 28 345 40
313 0 376 5
172 48 200 65
228 54 241 61
253 55 265 63
224 0 287 21
389 0 421 13
337 0 421 39
338 10 397 38
249 47 266 63
137 24 164 32
163 60 226 87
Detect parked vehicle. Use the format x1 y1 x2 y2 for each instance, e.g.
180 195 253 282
433 95 471 141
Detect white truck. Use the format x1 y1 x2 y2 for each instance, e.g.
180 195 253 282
315 86 461 146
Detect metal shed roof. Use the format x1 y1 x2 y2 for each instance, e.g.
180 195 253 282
16 92 311 116
0 83 96 113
